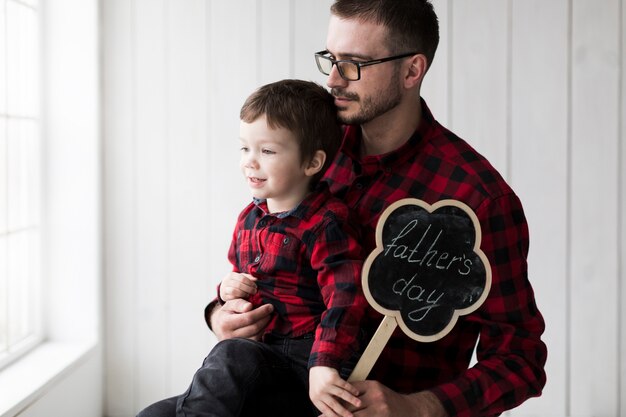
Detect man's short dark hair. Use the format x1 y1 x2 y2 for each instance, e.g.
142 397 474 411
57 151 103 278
240 79 342 187
330 0 439 70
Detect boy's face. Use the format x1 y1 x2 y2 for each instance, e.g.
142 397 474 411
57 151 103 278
239 115 312 213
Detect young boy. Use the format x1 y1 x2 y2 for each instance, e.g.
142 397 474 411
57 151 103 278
175 80 367 417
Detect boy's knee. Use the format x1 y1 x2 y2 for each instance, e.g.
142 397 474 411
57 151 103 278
199 338 273 380
205 338 265 364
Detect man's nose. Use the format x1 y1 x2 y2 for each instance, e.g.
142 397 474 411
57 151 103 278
326 64 348 89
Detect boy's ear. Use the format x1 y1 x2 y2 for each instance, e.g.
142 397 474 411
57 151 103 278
304 150 326 177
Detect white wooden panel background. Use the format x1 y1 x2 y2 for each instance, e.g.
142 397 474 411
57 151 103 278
102 1 625 416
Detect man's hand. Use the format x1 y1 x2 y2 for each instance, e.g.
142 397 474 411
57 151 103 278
309 366 361 417
209 298 273 341
342 381 447 417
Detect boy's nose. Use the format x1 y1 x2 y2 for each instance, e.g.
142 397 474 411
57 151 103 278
243 154 259 169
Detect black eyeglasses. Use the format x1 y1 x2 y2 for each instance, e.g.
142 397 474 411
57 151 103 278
314 50 419 81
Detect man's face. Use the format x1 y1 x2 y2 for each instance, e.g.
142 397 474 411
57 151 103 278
325 15 403 125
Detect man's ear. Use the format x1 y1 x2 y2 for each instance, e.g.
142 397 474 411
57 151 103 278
304 150 327 177
404 54 428 89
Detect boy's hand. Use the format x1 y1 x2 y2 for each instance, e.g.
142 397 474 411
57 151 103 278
219 272 258 301
309 366 361 417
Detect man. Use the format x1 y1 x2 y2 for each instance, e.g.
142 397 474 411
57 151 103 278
210 1 547 417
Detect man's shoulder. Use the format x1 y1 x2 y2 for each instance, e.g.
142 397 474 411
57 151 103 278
421 126 515 203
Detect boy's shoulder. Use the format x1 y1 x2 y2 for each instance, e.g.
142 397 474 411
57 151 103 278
303 183 350 222
301 185 361 239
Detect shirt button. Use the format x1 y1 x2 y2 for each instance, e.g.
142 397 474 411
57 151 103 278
259 220 266 227
355 182 364 190
283 238 290 245
254 255 261 263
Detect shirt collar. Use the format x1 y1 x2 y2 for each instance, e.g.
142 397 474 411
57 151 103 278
252 197 296 219
341 97 436 176
251 183 332 220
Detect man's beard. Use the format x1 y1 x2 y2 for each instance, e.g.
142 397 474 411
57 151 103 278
331 75 402 125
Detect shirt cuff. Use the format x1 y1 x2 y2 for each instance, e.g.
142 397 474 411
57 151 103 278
204 297 220 331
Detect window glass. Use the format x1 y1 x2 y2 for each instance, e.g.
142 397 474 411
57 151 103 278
0 0 42 370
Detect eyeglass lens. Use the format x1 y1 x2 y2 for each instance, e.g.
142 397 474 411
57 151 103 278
316 55 359 81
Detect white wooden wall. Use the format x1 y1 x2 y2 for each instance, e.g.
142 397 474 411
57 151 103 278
102 1 626 416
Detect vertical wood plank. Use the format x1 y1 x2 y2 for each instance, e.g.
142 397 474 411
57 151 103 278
570 0 621 414
167 0 214 393
508 1 569 415
0 0 5 117
102 0 136 415
134 0 170 408
293 0 332 85
618 0 626 417
0 118 4 347
259 0 291 84
421 0 450 124
207 0 258 299
450 0 509 175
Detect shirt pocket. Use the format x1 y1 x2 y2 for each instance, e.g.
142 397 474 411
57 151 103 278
258 232 302 274
234 229 260 270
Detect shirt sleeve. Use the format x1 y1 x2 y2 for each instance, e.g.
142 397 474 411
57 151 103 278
307 212 369 370
430 193 547 417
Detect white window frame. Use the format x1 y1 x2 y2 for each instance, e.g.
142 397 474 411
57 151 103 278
0 0 44 372
0 0 102 415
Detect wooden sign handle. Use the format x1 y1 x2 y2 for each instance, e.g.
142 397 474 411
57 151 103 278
348 315 398 382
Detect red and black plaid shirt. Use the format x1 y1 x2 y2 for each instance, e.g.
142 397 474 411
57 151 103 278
225 185 367 370
322 99 547 417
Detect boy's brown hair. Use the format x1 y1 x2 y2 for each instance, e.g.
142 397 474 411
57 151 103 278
240 79 342 188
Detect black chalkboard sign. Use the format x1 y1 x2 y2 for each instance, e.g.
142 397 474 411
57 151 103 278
348 198 492 382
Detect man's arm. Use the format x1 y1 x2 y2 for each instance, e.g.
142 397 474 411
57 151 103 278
205 298 273 341
429 194 546 416
346 195 545 417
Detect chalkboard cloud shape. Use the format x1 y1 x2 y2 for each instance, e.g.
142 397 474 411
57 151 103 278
363 198 492 343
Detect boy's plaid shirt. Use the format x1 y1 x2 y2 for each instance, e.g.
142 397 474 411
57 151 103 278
322 99 547 417
225 185 367 370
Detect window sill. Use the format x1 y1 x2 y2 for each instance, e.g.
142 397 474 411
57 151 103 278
0 340 98 417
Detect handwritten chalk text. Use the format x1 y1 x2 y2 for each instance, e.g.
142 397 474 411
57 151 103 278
392 273 444 321
383 220 472 275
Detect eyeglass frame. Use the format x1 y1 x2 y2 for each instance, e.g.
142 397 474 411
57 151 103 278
314 49 420 81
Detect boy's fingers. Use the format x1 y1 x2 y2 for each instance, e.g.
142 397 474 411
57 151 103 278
227 274 257 292
323 396 353 417
315 400 341 417
336 380 360 397
223 287 248 299
224 280 257 295
241 273 257 281
330 387 361 408
230 273 257 284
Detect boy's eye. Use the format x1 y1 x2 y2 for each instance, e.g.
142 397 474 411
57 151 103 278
262 149 276 155
240 146 249 152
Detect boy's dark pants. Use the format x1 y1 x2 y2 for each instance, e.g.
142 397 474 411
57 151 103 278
136 335 319 417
